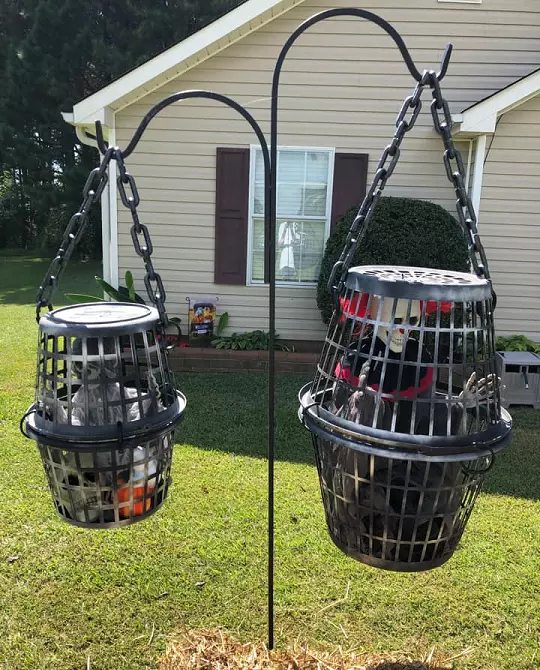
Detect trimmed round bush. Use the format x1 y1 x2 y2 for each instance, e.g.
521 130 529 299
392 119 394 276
317 196 470 324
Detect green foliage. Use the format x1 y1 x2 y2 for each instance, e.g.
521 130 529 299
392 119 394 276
496 334 540 354
317 197 471 324
0 0 248 254
64 271 146 304
215 311 229 337
213 329 289 351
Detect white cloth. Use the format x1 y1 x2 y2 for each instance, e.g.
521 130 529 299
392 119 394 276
278 221 299 275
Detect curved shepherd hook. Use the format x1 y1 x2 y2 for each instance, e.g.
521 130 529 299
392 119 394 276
95 91 277 646
269 7 453 253
89 8 456 652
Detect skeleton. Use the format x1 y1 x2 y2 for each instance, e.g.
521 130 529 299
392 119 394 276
324 296 499 559
331 297 500 436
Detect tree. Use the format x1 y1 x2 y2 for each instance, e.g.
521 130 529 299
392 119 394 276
0 0 247 254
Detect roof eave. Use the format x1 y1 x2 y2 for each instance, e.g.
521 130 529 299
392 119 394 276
72 0 306 125
456 67 540 136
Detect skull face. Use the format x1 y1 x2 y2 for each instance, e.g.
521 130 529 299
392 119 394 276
373 298 421 353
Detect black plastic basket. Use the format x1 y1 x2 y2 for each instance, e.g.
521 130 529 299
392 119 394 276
312 434 491 571
33 428 175 528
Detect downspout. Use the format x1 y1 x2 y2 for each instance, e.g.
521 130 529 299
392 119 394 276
106 125 119 289
61 112 117 288
464 139 473 191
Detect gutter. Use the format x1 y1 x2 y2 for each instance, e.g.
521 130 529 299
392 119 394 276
61 110 117 288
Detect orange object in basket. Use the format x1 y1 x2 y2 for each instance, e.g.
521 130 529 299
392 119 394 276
118 482 154 518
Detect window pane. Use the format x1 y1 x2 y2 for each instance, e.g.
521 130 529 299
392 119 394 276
306 152 329 182
251 219 327 283
253 183 265 215
303 185 327 216
277 183 303 217
278 151 305 183
254 150 265 183
251 218 266 281
289 220 326 283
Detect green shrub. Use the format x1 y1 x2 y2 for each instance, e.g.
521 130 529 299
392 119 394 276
212 330 289 351
317 196 470 323
496 334 540 354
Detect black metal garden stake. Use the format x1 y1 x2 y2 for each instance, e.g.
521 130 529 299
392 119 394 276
20 5 512 649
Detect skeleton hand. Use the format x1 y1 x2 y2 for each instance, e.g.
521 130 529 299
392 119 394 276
458 372 499 408
342 363 387 427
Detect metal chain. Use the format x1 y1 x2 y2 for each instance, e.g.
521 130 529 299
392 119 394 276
35 147 115 322
36 146 170 331
328 75 428 296
115 151 169 330
427 70 491 282
329 69 492 302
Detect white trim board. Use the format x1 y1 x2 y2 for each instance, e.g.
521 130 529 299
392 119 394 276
72 0 307 125
457 68 540 135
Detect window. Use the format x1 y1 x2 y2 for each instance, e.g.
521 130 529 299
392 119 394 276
248 146 335 285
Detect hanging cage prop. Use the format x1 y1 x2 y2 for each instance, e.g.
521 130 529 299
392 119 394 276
298 18 512 572
21 150 187 529
18 5 514 645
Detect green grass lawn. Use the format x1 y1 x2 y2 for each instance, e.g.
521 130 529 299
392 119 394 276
0 255 539 670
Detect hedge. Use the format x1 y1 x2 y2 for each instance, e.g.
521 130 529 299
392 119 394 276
316 196 470 324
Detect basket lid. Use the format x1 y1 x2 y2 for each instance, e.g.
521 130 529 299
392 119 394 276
39 303 159 337
346 266 492 302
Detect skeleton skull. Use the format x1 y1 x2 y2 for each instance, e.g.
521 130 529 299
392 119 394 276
373 297 421 353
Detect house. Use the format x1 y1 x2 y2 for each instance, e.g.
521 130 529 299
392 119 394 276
63 0 540 345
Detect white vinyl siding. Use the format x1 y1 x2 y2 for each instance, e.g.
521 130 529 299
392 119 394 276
115 0 540 341
249 146 334 285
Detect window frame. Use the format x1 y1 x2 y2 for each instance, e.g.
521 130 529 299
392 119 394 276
437 0 481 4
247 144 336 287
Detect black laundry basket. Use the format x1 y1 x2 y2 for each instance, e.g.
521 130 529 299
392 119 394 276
299 265 512 571
22 302 186 528
32 428 175 528
312 434 492 571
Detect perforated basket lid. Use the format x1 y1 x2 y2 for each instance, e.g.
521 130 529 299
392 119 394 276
39 303 159 337
346 266 492 302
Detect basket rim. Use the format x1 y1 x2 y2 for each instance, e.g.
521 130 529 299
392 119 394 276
299 384 512 462
23 391 186 449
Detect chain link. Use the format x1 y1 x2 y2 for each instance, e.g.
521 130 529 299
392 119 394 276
115 152 169 330
328 76 428 296
329 69 492 303
35 147 115 321
36 146 170 331
427 70 491 282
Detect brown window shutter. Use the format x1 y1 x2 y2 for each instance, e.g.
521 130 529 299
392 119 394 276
215 147 250 285
330 153 369 230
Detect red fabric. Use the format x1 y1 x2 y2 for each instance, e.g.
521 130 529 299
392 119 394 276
370 367 434 399
339 293 369 322
335 361 434 401
422 300 452 315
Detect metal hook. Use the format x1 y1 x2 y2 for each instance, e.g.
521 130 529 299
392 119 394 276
95 121 109 156
20 408 36 440
273 9 453 85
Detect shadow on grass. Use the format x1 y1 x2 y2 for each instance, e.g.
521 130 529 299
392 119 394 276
0 255 102 305
178 373 540 500
178 371 314 465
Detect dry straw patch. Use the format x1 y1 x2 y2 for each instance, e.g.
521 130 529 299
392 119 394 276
157 629 461 670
